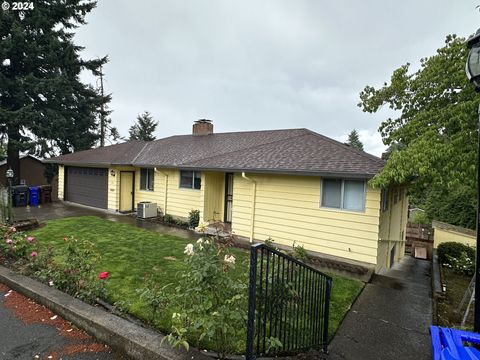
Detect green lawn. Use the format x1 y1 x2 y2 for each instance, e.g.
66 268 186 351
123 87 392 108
30 216 362 342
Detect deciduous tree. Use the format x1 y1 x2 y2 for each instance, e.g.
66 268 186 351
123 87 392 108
358 35 478 228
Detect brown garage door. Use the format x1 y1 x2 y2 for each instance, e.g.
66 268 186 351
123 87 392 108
65 166 108 209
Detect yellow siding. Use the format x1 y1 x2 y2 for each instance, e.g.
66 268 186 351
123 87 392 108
201 172 225 222
108 166 136 211
434 228 476 249
58 165 64 200
231 173 381 265
376 186 408 272
135 169 167 214
164 170 202 219
134 169 202 219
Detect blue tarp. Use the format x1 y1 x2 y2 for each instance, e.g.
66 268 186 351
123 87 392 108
431 326 480 360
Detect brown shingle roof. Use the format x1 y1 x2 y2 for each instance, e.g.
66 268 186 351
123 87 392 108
133 128 309 166
47 128 384 178
45 140 148 166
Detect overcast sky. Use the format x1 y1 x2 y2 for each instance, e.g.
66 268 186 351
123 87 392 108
74 1 479 156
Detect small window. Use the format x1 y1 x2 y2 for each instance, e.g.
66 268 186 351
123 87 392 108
180 170 201 190
322 179 342 208
343 180 365 211
381 188 389 211
321 179 365 211
140 168 154 191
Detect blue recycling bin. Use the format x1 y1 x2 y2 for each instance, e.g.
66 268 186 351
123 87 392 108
29 186 40 207
430 326 480 360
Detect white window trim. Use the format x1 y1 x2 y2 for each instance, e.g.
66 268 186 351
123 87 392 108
140 168 154 191
179 170 201 190
320 178 366 212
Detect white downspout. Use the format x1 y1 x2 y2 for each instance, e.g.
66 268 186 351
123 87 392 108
154 168 168 215
242 172 257 243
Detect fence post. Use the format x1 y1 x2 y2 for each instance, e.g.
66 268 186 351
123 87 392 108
322 277 333 353
246 245 259 360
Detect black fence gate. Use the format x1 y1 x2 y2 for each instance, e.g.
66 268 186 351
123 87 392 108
246 243 333 359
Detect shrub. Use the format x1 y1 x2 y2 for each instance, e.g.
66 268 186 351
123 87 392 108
444 252 475 276
0 226 36 262
175 219 189 228
290 240 308 261
410 211 430 225
162 233 248 358
188 209 200 228
34 236 108 303
136 279 171 324
163 214 174 224
437 242 475 266
264 237 275 248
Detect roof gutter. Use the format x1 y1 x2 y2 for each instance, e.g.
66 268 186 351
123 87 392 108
242 172 257 243
154 168 168 216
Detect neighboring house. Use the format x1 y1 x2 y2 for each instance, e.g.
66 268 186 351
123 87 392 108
0 155 58 200
432 220 476 249
46 120 408 273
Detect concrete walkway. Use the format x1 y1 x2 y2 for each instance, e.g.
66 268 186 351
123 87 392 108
13 201 198 241
329 256 432 360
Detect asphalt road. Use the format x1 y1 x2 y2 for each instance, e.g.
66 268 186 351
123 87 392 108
0 284 128 360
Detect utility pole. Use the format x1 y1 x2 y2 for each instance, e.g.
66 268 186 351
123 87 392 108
99 65 105 147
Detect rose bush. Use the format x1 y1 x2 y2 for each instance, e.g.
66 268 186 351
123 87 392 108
0 225 37 262
166 234 247 358
141 231 248 358
0 225 109 305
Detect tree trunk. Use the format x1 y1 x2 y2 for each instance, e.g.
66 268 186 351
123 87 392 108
7 125 20 186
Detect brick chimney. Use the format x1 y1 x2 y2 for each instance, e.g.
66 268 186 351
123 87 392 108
193 119 214 135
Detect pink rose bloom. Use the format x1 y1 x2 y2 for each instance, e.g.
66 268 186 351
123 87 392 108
98 271 109 280
10 227 16 233
26 236 35 243
5 239 12 244
30 251 38 257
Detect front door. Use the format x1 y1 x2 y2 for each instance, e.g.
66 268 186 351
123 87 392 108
224 173 234 223
120 172 134 212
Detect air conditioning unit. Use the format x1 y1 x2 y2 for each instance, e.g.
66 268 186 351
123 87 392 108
137 202 157 219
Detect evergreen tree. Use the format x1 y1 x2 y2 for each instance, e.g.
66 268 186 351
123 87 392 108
0 1 109 184
346 129 364 151
129 112 158 141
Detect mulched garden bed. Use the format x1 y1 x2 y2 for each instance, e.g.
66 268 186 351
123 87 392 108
0 283 120 360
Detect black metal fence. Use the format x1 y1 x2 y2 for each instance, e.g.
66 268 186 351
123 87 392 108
246 243 332 359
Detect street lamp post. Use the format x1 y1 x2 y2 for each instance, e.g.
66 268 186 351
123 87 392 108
466 28 480 333
5 168 14 224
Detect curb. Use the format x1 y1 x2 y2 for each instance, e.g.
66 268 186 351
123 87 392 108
0 266 212 360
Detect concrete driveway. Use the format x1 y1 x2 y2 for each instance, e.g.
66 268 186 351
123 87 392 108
329 256 432 360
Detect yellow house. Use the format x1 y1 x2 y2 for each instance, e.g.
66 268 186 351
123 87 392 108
48 120 408 273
